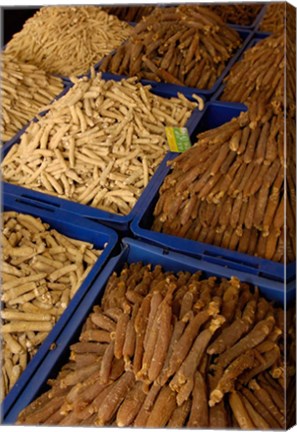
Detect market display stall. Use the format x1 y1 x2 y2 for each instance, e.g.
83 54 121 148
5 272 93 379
1 3 296 429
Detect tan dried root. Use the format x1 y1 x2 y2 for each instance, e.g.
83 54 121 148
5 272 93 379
5 7 133 76
1 211 102 401
103 5 155 22
1 53 64 143
2 73 198 216
99 5 241 89
221 34 285 109
209 4 262 26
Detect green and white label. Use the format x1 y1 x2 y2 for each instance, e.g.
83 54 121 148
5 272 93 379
165 127 191 153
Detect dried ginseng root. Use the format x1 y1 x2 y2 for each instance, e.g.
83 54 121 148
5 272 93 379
5 6 132 76
2 72 198 216
152 104 290 263
209 3 262 26
1 53 64 143
16 262 286 429
1 211 103 401
103 5 155 22
99 5 241 89
259 3 285 33
221 34 285 108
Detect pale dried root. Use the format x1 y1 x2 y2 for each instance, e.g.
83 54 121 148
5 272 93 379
5 6 133 76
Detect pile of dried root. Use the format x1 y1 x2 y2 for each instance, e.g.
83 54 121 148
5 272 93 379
1 211 102 400
221 34 285 109
103 5 155 22
16 262 287 428
259 3 285 33
1 54 64 143
5 6 133 77
152 104 295 263
2 72 199 216
99 5 241 89
208 3 262 26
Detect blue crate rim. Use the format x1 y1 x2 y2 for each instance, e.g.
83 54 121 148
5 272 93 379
1 191 118 418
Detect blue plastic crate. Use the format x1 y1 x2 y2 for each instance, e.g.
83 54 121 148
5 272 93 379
131 101 295 282
1 192 118 419
1 79 203 233
3 237 292 424
94 28 253 101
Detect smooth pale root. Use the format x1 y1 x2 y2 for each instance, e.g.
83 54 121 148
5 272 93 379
2 73 199 216
1 53 64 143
5 7 133 76
2 334 23 354
2 273 47 291
2 321 53 333
1 211 103 401
1 310 53 322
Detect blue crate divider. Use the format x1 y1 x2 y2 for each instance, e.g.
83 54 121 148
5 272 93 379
131 101 295 282
1 77 204 233
94 28 253 101
254 31 272 39
1 192 118 419
3 237 292 424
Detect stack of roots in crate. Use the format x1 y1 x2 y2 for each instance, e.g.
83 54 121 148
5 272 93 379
152 20 296 263
1 53 64 143
4 6 133 77
17 262 288 428
152 103 293 262
1 211 103 401
99 5 241 89
220 33 284 108
208 3 262 26
102 5 155 22
1 72 199 216
259 3 285 33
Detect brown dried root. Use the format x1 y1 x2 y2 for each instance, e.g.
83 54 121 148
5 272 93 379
116 381 146 427
16 263 285 429
95 371 135 426
216 316 275 369
187 371 208 427
152 106 287 263
209 350 256 406
99 5 241 89
229 391 255 429
170 316 225 406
